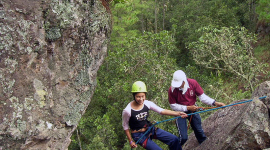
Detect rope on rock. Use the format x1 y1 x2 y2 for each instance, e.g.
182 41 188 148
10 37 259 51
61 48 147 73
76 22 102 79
132 96 267 148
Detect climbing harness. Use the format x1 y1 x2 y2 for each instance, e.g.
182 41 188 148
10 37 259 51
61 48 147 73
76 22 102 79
131 96 267 149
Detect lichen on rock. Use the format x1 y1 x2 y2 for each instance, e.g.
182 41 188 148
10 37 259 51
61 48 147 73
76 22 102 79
0 0 111 149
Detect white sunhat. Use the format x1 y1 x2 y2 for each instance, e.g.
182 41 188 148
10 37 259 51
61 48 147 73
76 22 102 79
171 70 186 87
171 70 189 94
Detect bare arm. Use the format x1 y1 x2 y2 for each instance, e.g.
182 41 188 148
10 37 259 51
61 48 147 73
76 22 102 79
160 109 188 118
124 129 137 148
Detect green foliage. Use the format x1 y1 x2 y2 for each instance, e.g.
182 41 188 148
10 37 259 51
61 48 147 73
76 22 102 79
256 0 270 22
110 0 145 43
69 0 270 149
103 30 179 146
167 0 256 67
70 28 179 149
188 26 267 92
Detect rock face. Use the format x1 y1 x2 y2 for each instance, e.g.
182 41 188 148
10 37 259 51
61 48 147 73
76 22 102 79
252 81 270 118
0 0 111 149
183 81 270 150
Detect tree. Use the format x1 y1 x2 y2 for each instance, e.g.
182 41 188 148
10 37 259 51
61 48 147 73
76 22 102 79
188 26 268 92
256 0 270 22
70 29 180 149
70 0 269 149
166 0 257 67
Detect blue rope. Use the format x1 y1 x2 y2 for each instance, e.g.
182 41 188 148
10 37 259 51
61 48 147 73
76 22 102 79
132 96 267 148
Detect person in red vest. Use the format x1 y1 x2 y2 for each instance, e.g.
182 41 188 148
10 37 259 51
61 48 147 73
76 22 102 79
123 81 188 150
168 70 225 145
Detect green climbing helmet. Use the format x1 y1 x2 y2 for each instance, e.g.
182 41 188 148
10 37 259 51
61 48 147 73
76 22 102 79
131 81 147 93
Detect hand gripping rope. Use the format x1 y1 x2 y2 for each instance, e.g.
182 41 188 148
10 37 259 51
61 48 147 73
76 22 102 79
131 96 267 149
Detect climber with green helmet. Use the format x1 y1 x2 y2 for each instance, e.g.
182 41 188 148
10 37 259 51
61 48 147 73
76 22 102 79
122 81 188 150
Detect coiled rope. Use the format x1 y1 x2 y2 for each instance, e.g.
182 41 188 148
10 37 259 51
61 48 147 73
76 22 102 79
132 96 267 148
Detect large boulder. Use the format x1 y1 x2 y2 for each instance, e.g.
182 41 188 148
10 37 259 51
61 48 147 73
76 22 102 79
0 0 111 149
252 81 270 117
183 81 270 150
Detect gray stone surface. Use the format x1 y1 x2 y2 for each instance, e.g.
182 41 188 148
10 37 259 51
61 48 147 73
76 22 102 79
0 0 111 149
183 81 270 150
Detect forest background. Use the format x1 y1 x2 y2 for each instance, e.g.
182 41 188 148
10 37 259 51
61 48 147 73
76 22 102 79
69 0 270 149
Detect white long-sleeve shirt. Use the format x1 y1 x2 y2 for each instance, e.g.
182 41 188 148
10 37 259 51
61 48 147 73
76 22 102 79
170 93 215 112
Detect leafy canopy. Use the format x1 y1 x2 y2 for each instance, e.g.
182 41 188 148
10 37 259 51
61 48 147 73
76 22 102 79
189 26 268 92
